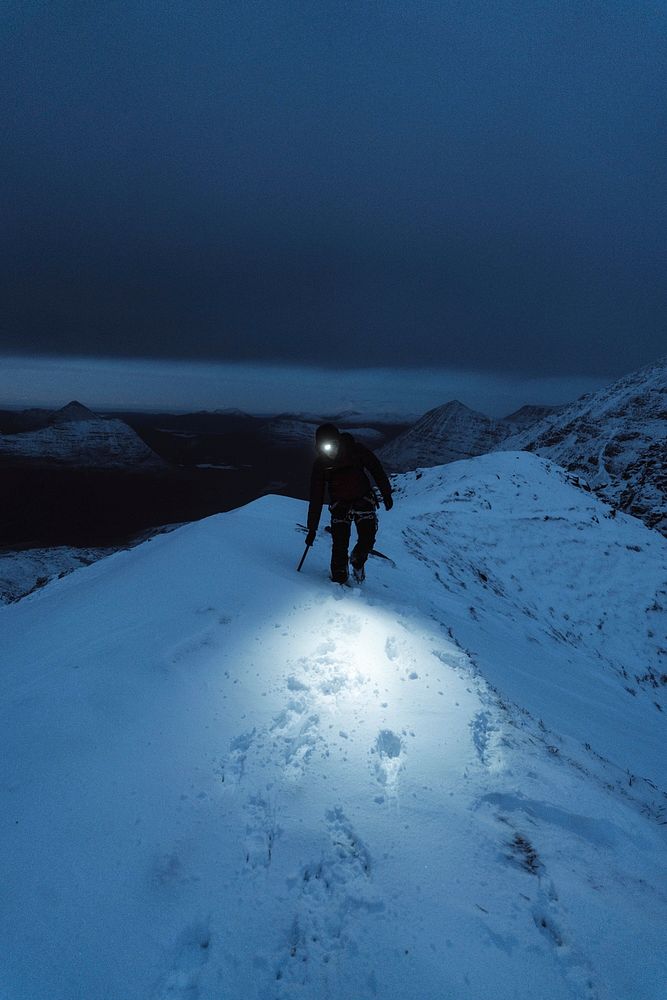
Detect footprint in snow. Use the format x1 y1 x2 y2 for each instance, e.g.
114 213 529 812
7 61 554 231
376 729 402 758
155 920 211 1000
470 711 499 768
385 636 421 679
297 644 361 699
169 629 217 664
479 799 600 1000
385 636 400 661
243 793 280 869
275 712 323 781
326 805 373 877
528 882 598 998
272 808 380 993
194 605 233 626
151 851 195 888
218 728 257 786
371 729 404 791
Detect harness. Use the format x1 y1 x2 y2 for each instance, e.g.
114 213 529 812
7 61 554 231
329 493 379 524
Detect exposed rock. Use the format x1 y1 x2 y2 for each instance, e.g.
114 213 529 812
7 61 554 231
497 357 666 534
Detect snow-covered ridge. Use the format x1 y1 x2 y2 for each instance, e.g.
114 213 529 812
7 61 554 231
497 356 667 534
0 400 167 469
1 451 665 998
393 452 665 781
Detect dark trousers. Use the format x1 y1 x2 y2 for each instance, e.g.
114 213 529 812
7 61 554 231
329 497 378 582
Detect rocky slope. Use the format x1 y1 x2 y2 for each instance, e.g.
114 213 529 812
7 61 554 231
497 357 666 534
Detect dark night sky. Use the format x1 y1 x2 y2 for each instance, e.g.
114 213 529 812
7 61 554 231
2 0 666 380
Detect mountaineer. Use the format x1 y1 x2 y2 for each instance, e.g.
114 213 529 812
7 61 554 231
305 423 393 584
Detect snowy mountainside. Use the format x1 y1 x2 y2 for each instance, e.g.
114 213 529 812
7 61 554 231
393 454 665 785
497 357 667 534
378 399 509 472
0 400 167 469
0 545 115 604
0 452 665 999
0 523 178 602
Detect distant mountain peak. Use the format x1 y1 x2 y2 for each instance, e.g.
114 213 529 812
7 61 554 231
432 399 476 415
0 401 167 470
50 401 98 424
378 398 504 473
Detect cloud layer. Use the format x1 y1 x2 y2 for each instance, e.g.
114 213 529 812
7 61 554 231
0 355 607 419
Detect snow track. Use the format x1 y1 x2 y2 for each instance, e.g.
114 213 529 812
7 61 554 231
0 454 665 999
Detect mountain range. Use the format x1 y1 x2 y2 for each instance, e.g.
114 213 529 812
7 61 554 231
0 355 664 559
377 399 561 471
379 357 666 535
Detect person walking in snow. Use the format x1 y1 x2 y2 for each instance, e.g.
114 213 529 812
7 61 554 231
305 423 393 584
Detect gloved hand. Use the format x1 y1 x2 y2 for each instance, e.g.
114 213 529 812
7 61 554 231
383 495 393 511
305 528 317 546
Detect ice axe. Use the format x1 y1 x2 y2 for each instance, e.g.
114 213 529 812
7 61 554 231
322 524 396 566
295 523 396 569
296 542 311 572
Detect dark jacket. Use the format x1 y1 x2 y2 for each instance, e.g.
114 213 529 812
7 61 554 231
307 433 392 532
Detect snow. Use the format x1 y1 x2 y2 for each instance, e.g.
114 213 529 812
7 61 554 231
497 356 666 534
377 357 665 535
0 545 114 604
0 415 166 468
0 452 665 999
